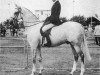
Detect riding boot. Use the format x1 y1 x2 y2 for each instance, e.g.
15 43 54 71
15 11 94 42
44 35 51 47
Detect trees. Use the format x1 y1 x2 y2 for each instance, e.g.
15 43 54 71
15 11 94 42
70 15 100 27
70 15 87 26
86 17 100 27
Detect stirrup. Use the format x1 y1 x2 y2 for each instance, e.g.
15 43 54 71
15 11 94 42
43 42 51 47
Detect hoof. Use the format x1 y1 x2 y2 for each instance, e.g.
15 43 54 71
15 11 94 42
39 73 42 75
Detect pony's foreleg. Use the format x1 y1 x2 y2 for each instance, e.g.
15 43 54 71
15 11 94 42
31 47 37 75
79 50 85 75
70 44 79 75
37 45 43 75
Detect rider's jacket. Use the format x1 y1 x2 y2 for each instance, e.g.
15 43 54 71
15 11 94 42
50 1 61 25
43 1 61 26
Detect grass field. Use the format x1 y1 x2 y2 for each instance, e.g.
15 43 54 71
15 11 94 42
0 37 100 75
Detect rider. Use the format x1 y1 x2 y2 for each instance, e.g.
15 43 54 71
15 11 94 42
41 0 61 46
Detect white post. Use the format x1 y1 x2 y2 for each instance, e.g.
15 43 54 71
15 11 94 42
73 0 75 17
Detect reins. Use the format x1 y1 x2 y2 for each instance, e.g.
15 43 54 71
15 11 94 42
23 20 40 23
23 21 43 27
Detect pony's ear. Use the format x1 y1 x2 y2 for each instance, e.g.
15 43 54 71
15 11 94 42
15 4 22 13
15 4 21 10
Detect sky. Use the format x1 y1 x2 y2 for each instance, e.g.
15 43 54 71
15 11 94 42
0 0 100 22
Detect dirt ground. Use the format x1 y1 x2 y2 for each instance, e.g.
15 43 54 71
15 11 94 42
0 37 100 75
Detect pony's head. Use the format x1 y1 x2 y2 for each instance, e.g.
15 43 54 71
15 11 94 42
15 6 43 36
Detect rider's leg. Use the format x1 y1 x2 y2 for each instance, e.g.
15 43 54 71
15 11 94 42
42 24 55 47
42 24 54 33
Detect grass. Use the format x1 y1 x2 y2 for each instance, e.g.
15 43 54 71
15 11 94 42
0 37 100 75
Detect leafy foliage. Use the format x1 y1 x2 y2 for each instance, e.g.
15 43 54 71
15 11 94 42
86 17 100 27
70 15 87 26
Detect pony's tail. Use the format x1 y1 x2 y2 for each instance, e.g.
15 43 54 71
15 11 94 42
83 34 92 61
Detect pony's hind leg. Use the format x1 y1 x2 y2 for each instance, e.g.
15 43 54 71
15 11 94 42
73 44 85 75
70 44 79 75
73 43 85 75
79 51 85 75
